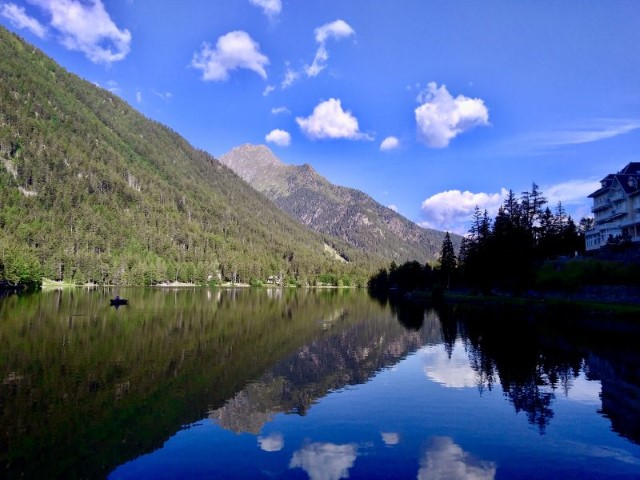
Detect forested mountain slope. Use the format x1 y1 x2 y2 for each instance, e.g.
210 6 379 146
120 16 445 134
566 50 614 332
220 144 460 264
0 27 381 286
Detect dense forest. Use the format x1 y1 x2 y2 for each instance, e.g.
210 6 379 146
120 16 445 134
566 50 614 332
0 27 387 288
368 184 638 295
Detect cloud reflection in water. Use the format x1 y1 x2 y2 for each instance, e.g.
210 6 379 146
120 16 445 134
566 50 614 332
381 432 400 446
421 340 479 389
289 442 357 480
418 437 497 480
258 432 284 452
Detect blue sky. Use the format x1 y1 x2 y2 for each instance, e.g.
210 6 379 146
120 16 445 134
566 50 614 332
2 0 640 234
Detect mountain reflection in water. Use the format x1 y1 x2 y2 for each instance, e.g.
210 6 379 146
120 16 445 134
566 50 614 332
0 288 639 479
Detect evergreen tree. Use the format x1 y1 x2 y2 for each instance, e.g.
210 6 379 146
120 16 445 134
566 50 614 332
438 232 457 289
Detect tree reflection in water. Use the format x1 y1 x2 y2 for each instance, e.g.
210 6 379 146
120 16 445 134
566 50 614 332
1 288 639 479
379 292 640 439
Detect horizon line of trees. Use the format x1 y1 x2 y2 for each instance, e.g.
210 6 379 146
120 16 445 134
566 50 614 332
369 183 594 294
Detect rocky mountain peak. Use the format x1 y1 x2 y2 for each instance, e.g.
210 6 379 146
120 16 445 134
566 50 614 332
220 144 461 263
220 144 283 168
218 144 286 185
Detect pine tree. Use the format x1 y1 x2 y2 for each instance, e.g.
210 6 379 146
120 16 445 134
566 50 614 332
439 232 457 289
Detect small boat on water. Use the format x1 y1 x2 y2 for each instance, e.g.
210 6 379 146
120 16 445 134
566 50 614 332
110 297 128 306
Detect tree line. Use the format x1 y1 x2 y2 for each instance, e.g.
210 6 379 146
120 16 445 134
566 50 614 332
369 183 595 295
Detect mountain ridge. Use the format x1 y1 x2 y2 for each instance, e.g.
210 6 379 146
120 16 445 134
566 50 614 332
220 144 460 264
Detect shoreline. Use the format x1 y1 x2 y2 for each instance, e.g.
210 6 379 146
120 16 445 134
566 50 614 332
37 279 359 290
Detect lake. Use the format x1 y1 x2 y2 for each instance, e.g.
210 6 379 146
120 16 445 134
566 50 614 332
1 287 639 479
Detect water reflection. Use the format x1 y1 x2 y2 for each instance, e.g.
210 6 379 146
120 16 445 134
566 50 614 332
381 432 400 446
208 306 436 432
418 437 497 480
258 432 284 452
0 288 639 478
421 340 478 389
289 442 358 480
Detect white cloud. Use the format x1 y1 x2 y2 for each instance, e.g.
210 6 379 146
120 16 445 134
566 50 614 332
281 63 300 89
192 30 269 81
258 433 284 452
543 178 601 222
419 179 600 234
265 129 291 146
544 179 601 207
151 89 172 101
249 0 281 19
388 204 398 212
419 188 508 235
523 121 640 149
271 106 290 115
415 82 489 148
1 3 47 38
380 136 400 151
421 341 479 389
296 98 371 140
277 19 354 89
263 84 275 96
418 437 496 480
306 19 355 77
135 90 142 103
314 19 355 44
27 0 131 64
290 442 357 480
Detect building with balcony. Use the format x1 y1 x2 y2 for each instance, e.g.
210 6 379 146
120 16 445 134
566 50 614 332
586 162 640 251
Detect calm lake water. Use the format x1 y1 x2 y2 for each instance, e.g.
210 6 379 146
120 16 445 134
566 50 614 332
1 288 639 479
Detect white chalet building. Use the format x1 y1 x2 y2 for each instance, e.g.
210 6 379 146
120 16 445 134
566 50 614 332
586 162 640 251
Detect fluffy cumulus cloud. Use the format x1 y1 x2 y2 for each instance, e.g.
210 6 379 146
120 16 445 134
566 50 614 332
192 31 269 81
289 442 357 480
265 129 291 146
296 98 370 140
415 82 489 148
249 0 281 19
418 437 496 480
22 0 131 64
380 136 400 151
306 19 355 77
420 188 508 235
387 204 398 212
1 3 47 38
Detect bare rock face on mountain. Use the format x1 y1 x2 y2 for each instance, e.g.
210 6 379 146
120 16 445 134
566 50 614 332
220 144 460 263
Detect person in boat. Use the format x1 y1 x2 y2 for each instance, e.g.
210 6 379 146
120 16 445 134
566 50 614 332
115 295 120 301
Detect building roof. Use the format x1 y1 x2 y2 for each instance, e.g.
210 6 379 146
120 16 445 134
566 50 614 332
588 164 640 197
619 162 640 175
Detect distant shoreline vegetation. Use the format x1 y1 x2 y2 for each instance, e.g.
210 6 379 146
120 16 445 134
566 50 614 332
368 184 640 306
